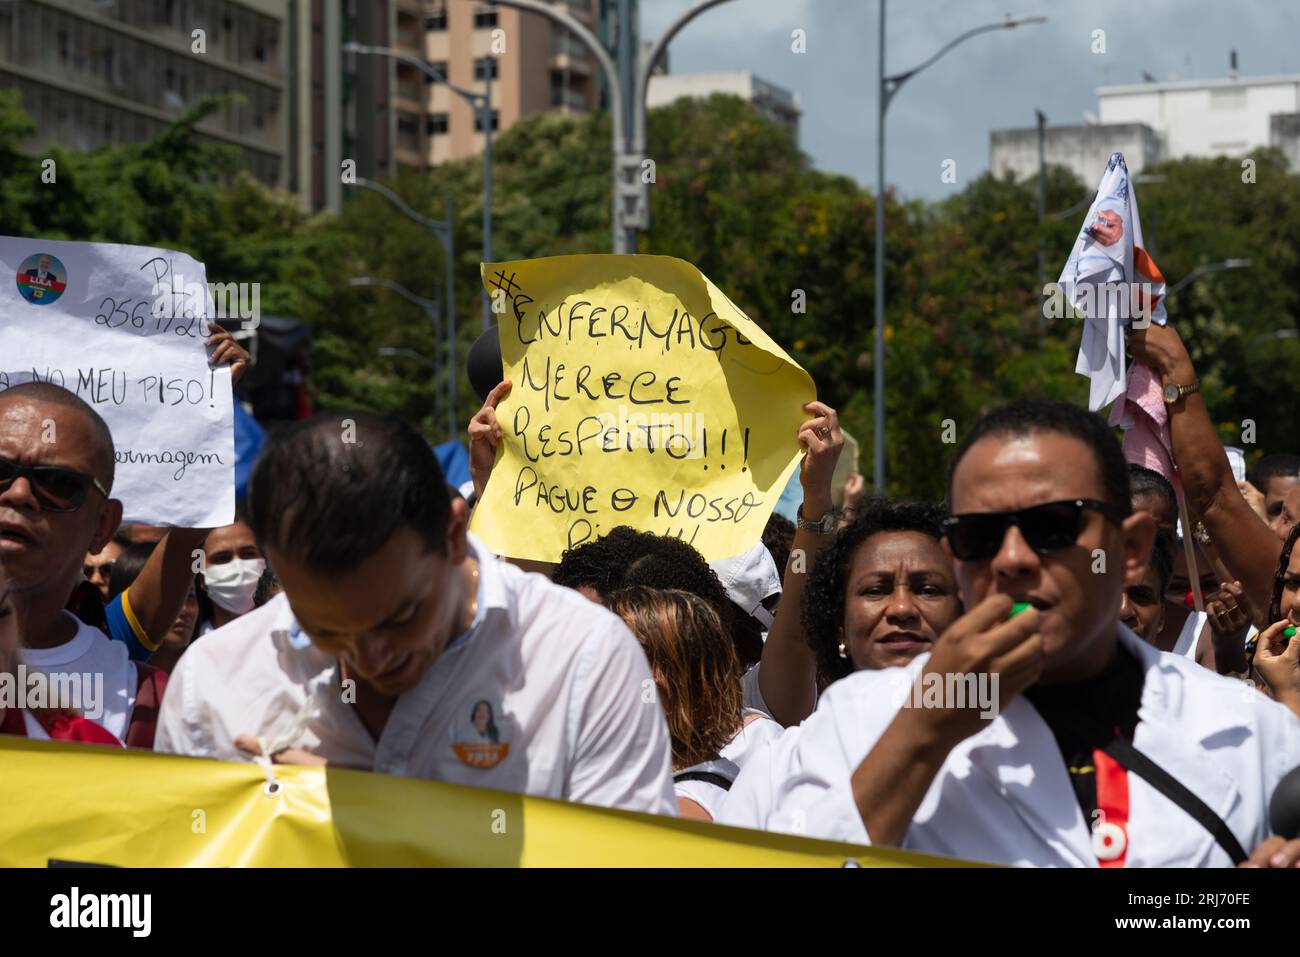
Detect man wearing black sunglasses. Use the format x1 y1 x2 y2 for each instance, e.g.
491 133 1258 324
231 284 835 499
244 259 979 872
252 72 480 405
722 398 1300 867
0 383 209 746
0 385 122 640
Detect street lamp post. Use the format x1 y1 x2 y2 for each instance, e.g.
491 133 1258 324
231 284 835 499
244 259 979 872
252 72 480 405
872 3 1046 493
487 0 737 253
342 41 491 328
1035 108 1047 304
348 178 458 441
1166 258 1252 298
351 276 455 436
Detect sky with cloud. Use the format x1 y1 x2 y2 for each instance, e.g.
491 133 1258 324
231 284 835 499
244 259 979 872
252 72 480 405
640 0 1300 200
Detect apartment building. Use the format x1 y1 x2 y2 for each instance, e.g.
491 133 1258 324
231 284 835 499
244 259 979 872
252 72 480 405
0 0 290 187
417 0 602 166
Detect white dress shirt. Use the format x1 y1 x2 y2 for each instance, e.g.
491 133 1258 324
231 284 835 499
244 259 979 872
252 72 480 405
155 535 677 815
717 625 1300 866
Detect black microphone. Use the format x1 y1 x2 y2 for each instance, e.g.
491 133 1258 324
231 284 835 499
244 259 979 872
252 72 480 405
1269 765 1300 839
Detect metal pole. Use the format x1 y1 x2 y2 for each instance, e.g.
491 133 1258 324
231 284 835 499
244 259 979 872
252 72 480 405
867 9 1045 493
873 0 886 494
617 0 636 253
342 41 490 328
429 273 444 432
446 192 457 439
482 60 494 327
481 0 624 252
634 0 738 248
1036 108 1047 334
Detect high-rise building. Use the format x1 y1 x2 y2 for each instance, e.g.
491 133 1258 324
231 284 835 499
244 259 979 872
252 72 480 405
0 1 636 213
419 0 601 166
0 0 292 187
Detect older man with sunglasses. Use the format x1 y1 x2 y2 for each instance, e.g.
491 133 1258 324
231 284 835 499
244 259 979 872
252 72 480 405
719 398 1300 867
0 383 206 746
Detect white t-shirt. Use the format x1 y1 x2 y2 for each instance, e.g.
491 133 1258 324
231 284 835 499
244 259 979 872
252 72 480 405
155 535 677 816
720 708 783 768
17 612 137 742
673 757 741 820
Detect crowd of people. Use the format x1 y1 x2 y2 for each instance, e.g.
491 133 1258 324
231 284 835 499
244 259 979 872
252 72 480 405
2 318 1300 867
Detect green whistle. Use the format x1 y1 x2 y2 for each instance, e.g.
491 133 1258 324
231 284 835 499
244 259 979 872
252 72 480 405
1010 602 1032 619
1285 626 1296 639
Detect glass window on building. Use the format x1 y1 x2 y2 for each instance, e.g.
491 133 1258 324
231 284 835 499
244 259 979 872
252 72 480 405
473 57 499 81
426 3 449 31
474 109 500 133
425 61 450 82
473 5 499 29
397 112 421 152
427 112 449 135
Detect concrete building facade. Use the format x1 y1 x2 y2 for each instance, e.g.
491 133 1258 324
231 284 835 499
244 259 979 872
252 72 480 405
0 0 660 212
990 122 1161 186
0 0 291 187
1097 72 1300 162
991 68 1300 188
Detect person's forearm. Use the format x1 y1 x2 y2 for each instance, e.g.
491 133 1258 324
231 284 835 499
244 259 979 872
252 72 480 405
1156 356 1280 609
850 708 958 847
130 527 209 641
1160 357 1233 515
759 499 833 727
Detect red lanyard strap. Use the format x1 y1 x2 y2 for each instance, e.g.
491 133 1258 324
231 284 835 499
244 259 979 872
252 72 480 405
1054 708 1249 866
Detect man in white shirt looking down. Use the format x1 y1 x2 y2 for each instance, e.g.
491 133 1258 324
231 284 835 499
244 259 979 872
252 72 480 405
155 411 676 816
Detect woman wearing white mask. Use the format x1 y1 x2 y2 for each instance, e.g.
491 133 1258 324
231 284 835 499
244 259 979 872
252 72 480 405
198 514 266 635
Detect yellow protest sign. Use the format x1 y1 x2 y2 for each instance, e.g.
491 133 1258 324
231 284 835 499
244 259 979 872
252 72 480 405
472 255 815 562
0 737 976 867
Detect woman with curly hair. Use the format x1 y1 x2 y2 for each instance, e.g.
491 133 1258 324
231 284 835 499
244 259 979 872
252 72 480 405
1244 523 1300 717
802 498 964 686
609 586 780 822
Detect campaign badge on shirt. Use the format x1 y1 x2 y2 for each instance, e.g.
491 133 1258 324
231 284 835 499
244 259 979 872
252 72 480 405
450 697 511 769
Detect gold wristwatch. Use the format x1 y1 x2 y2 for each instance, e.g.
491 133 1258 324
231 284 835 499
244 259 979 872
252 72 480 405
1162 380 1200 405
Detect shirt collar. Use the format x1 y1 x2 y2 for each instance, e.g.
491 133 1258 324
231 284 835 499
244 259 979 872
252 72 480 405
443 533 505 652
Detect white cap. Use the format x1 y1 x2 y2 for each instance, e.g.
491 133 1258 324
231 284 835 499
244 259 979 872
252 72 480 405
709 542 781 629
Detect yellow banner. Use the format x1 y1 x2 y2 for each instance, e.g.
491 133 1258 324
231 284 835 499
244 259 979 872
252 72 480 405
0 737 972 867
472 255 815 563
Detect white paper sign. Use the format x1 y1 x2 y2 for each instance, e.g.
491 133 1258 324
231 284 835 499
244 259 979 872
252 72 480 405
0 236 235 527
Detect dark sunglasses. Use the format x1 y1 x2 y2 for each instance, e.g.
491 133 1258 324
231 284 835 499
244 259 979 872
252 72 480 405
0 456 108 513
943 498 1130 563
83 561 116 581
